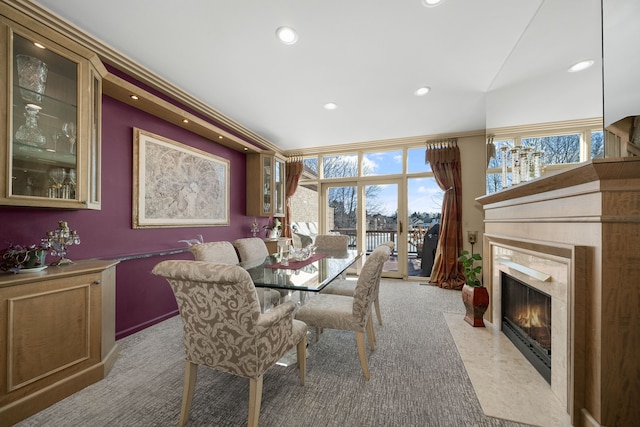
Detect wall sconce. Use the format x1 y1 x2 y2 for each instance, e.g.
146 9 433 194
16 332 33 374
467 230 479 254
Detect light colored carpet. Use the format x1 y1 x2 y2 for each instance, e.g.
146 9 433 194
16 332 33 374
16 280 534 427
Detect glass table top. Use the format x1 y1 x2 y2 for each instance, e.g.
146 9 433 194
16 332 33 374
239 249 361 292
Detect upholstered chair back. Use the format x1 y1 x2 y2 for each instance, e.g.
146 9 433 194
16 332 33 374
233 237 269 262
152 260 302 378
314 234 349 251
189 241 240 265
352 245 391 327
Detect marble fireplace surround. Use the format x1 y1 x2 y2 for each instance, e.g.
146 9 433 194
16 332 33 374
477 158 640 427
487 236 586 422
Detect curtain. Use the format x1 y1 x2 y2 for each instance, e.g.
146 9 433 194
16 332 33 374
426 140 465 290
283 159 303 238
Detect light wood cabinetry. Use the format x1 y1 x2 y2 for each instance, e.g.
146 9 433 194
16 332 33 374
0 3 106 209
246 153 286 217
0 260 119 426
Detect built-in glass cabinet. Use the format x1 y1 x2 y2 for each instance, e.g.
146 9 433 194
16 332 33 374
0 12 104 209
246 153 286 217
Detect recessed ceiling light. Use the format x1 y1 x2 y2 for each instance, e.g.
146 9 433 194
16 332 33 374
276 26 298 45
415 86 431 96
130 95 139 100
218 136 223 139
324 102 338 110
182 119 189 124
422 0 445 7
33 42 45 49
568 59 594 73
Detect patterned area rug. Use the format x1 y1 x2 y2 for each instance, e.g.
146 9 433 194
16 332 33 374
17 280 534 427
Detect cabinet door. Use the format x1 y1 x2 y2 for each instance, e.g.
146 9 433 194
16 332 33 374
262 155 272 216
273 157 285 217
0 19 101 209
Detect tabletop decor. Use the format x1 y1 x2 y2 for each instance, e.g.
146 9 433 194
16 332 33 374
133 128 230 228
41 220 80 266
266 252 326 270
0 243 47 273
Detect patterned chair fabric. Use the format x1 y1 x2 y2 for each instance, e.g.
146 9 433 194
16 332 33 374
152 260 307 427
295 245 390 380
314 234 349 251
321 241 394 326
189 241 280 308
233 237 270 262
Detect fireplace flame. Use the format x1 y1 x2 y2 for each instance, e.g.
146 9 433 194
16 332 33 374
515 305 548 328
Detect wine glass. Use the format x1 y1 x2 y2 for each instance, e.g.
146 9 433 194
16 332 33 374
48 167 66 197
62 122 76 154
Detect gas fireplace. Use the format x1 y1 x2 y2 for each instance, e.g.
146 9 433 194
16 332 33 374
501 272 552 384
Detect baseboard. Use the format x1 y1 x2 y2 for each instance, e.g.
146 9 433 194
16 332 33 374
115 310 179 340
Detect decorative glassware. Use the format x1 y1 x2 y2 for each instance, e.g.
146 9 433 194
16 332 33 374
15 104 46 146
500 146 509 189
63 122 77 154
16 54 48 103
533 152 542 178
15 55 48 146
48 167 66 198
510 148 520 185
41 220 80 265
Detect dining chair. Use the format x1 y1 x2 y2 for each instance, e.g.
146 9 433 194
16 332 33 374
314 234 349 251
233 237 270 261
321 241 394 326
189 241 280 308
152 260 307 427
294 244 390 380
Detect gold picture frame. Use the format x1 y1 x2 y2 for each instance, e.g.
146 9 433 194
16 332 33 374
133 128 230 228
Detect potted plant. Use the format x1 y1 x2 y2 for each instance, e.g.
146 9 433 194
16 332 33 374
458 250 489 327
0 243 47 274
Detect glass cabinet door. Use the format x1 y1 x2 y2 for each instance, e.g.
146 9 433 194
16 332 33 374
11 32 78 200
262 155 272 215
273 157 285 216
1 17 102 209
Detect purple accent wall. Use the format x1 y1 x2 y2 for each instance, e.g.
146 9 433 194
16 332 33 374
0 93 272 339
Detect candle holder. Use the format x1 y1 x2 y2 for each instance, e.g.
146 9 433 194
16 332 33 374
41 220 80 266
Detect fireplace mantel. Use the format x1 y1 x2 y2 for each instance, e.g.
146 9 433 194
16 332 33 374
477 158 640 427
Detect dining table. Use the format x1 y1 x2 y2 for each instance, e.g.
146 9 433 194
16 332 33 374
239 249 362 310
239 248 362 366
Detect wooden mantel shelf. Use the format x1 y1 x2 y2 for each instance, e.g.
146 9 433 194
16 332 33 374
477 157 640 206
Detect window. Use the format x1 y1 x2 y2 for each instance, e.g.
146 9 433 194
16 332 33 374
485 120 603 194
362 150 402 176
407 148 432 173
322 154 358 178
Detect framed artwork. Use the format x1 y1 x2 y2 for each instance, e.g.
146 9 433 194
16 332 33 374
133 128 230 228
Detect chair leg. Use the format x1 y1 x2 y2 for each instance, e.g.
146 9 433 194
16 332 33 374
179 361 198 427
355 331 370 380
297 335 307 385
374 297 383 326
366 314 376 351
248 375 264 427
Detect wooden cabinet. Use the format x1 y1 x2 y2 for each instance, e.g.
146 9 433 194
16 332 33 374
0 260 119 426
0 4 106 209
246 152 286 217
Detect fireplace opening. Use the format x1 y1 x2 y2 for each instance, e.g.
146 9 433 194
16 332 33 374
501 272 552 384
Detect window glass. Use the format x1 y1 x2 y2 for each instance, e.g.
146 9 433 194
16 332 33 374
322 154 358 178
591 131 604 159
522 134 580 165
301 157 319 180
362 150 402 176
486 172 511 194
407 148 432 173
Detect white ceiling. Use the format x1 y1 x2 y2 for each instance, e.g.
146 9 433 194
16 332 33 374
31 0 603 151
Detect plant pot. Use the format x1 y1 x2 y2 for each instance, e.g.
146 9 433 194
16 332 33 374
22 249 46 269
461 284 489 327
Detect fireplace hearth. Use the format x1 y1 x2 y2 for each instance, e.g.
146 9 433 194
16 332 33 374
501 272 551 383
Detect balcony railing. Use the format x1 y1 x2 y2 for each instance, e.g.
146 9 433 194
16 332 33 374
331 228 427 255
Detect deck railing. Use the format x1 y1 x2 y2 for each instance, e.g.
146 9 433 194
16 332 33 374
331 228 426 255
